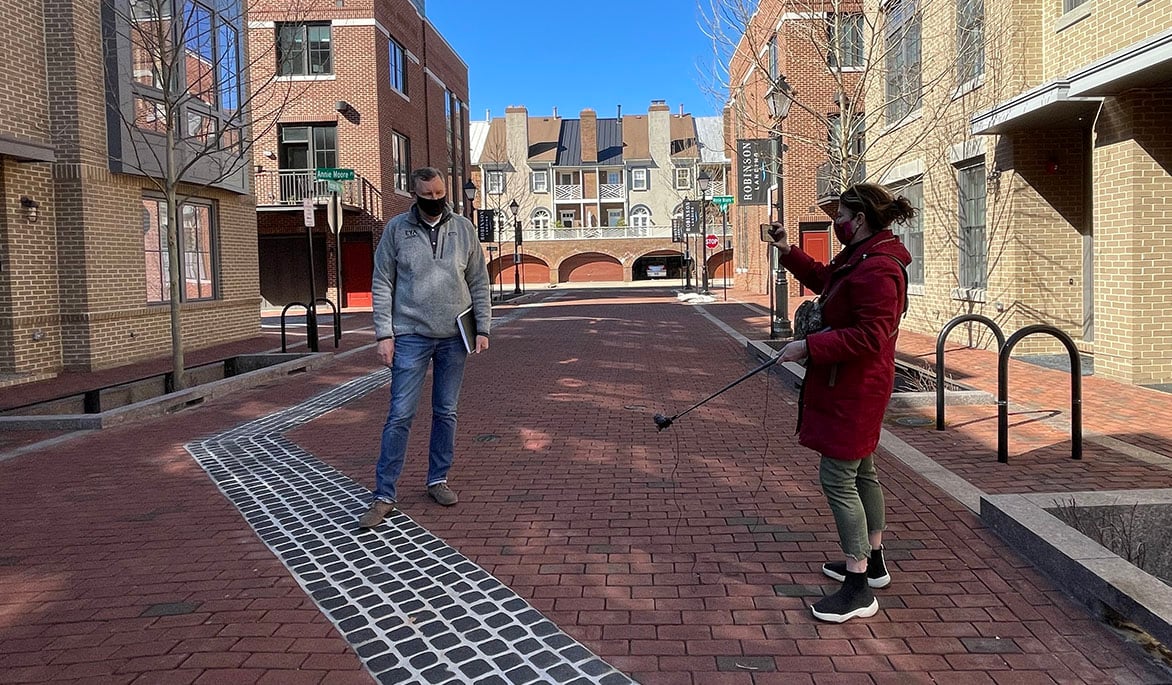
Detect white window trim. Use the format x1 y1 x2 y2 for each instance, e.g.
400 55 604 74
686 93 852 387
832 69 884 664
674 167 692 191
951 286 987 303
531 170 548 193
631 168 648 191
487 171 505 195
275 74 337 82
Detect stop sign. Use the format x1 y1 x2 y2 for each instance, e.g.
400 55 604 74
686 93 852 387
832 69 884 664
705 234 718 249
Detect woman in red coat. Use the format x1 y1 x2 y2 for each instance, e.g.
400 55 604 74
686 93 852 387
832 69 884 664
771 183 914 623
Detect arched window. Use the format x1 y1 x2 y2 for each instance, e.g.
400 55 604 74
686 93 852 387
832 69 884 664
531 208 551 239
630 205 652 235
632 205 651 228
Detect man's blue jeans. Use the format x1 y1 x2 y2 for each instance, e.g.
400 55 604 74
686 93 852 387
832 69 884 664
373 334 468 503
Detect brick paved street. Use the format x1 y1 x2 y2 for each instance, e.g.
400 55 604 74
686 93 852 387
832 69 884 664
2 286 1170 684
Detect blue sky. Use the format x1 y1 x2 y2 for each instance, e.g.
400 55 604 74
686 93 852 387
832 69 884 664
425 0 728 122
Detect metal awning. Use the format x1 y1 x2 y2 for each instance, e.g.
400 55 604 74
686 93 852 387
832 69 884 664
972 28 1172 136
970 79 1101 136
1068 27 1172 96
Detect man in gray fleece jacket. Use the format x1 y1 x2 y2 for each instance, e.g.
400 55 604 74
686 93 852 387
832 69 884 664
359 167 492 529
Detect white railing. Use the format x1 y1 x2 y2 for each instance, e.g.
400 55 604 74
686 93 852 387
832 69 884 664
599 183 624 199
519 224 673 241
554 184 582 200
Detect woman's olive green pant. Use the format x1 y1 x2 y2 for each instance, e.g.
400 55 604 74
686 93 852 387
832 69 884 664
819 455 886 561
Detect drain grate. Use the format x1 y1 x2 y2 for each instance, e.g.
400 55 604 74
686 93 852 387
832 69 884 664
894 416 934 427
473 434 500 443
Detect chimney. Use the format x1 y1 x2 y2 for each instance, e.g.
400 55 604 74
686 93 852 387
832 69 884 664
580 108 598 163
679 103 684 116
617 104 622 118
553 106 558 118
504 105 529 170
648 100 671 168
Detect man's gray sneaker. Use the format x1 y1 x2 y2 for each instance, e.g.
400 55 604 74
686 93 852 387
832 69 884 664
428 483 459 506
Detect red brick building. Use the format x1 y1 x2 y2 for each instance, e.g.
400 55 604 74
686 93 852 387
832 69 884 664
724 2 865 311
249 0 471 310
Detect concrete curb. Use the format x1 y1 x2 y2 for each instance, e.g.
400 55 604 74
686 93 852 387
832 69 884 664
981 490 1172 650
0 353 332 431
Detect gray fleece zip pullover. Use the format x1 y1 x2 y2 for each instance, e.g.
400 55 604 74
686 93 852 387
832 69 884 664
371 206 492 341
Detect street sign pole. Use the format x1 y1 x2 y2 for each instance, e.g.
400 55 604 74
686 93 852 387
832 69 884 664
327 190 344 313
304 201 319 353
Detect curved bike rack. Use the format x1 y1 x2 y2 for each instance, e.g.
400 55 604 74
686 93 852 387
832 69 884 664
936 314 1006 431
998 324 1082 463
280 302 309 353
315 297 341 348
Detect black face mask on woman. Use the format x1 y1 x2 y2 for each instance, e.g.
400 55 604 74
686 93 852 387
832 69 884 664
416 196 447 217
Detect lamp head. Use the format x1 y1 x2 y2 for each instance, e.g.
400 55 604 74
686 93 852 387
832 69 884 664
463 179 477 201
697 169 711 193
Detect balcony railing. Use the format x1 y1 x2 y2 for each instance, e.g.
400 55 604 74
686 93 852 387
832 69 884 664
815 160 866 201
599 183 624 199
254 168 382 217
516 224 673 241
554 184 582 200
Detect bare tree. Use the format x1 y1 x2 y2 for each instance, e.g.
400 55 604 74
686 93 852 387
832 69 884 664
700 0 1023 331
102 0 316 388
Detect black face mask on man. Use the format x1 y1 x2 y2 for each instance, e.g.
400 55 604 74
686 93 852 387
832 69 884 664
416 195 447 217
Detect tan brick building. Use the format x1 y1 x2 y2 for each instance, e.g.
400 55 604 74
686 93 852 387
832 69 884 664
726 0 1172 385
249 0 470 310
468 102 731 289
1 0 260 386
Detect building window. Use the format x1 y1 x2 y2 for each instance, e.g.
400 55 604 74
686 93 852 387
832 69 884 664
957 0 984 85
1063 0 1088 11
630 206 651 229
130 2 241 143
487 171 505 195
277 124 335 201
531 170 548 193
957 162 987 290
828 14 865 69
884 0 921 125
888 179 924 285
391 132 410 192
389 37 407 93
277 23 332 76
559 210 575 228
631 168 648 191
531 208 551 231
606 209 624 227
674 167 692 190
768 35 779 81
142 197 217 303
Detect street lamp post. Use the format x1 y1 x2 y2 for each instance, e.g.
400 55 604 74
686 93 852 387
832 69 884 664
698 169 712 295
463 179 476 220
766 76 795 340
509 199 523 295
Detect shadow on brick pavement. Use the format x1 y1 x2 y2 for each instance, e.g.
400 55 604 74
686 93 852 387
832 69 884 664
1 289 1170 684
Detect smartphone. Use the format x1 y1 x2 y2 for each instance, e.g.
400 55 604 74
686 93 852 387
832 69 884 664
760 223 779 242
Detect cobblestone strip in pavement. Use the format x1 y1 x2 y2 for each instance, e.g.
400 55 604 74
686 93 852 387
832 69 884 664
186 344 635 685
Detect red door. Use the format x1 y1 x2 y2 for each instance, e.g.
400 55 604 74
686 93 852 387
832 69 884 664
342 238 374 308
799 223 831 296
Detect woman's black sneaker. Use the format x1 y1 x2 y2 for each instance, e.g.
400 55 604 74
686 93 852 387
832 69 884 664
812 570 879 623
821 547 890 588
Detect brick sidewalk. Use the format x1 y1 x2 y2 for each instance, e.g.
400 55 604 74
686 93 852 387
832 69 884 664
1 287 1169 684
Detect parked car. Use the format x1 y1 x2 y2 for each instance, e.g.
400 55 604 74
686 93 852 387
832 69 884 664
646 265 667 278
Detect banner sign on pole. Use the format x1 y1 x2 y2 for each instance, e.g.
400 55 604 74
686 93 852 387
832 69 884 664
477 209 495 243
736 138 772 206
682 200 701 235
670 219 684 243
